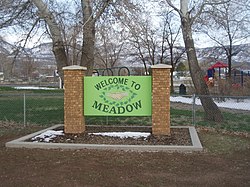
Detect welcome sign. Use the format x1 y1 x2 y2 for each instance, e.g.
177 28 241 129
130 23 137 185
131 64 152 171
84 76 152 116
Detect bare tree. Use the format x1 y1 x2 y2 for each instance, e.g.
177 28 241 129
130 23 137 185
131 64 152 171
116 1 184 80
1 0 145 82
95 24 126 69
0 0 33 29
30 0 69 79
165 0 225 122
0 53 12 80
0 0 42 79
128 17 159 66
1 0 114 79
119 3 169 74
197 0 250 79
19 56 36 80
160 10 185 93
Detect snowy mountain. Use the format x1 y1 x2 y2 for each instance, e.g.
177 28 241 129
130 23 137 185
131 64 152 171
196 44 250 69
30 43 54 61
0 38 56 67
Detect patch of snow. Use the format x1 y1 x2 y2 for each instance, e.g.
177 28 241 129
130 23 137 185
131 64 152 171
31 130 64 142
170 96 250 111
89 132 151 139
14 86 57 90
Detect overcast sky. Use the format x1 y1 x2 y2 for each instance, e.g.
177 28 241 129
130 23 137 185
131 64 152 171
1 0 249 49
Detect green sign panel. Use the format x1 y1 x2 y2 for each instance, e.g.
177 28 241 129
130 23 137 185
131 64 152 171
84 76 152 116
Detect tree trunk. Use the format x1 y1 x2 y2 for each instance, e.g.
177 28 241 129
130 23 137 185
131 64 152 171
31 0 68 83
80 0 95 76
181 14 223 122
169 45 175 93
170 67 175 94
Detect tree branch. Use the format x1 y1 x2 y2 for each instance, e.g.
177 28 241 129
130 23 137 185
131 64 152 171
94 0 113 22
0 1 31 29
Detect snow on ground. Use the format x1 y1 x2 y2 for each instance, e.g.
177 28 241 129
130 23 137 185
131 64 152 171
89 132 150 139
31 131 150 142
31 130 64 142
170 96 250 111
14 86 57 90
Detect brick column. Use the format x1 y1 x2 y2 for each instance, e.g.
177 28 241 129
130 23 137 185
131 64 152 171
151 64 172 135
63 65 87 134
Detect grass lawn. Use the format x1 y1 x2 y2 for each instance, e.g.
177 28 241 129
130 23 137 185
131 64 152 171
170 107 250 133
0 87 250 133
0 94 64 125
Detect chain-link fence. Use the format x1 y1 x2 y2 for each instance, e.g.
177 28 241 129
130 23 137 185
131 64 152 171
0 93 249 132
171 95 250 132
0 93 64 126
0 93 152 126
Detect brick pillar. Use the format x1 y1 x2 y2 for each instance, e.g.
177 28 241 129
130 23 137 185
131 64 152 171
151 64 172 135
63 65 87 134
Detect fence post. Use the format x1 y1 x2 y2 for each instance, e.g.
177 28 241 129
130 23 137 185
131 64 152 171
241 71 244 87
192 94 196 126
23 93 26 127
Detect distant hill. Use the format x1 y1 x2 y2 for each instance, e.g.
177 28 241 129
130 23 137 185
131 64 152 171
196 44 250 70
0 37 250 70
29 43 54 61
0 37 15 55
0 38 56 67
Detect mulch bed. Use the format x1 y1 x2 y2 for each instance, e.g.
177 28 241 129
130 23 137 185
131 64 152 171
30 126 192 146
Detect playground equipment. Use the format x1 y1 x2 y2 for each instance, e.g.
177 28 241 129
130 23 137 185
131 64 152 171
204 61 228 87
204 61 250 93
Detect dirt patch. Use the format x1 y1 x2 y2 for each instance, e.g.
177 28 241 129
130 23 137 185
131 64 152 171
1 123 250 186
29 126 192 146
